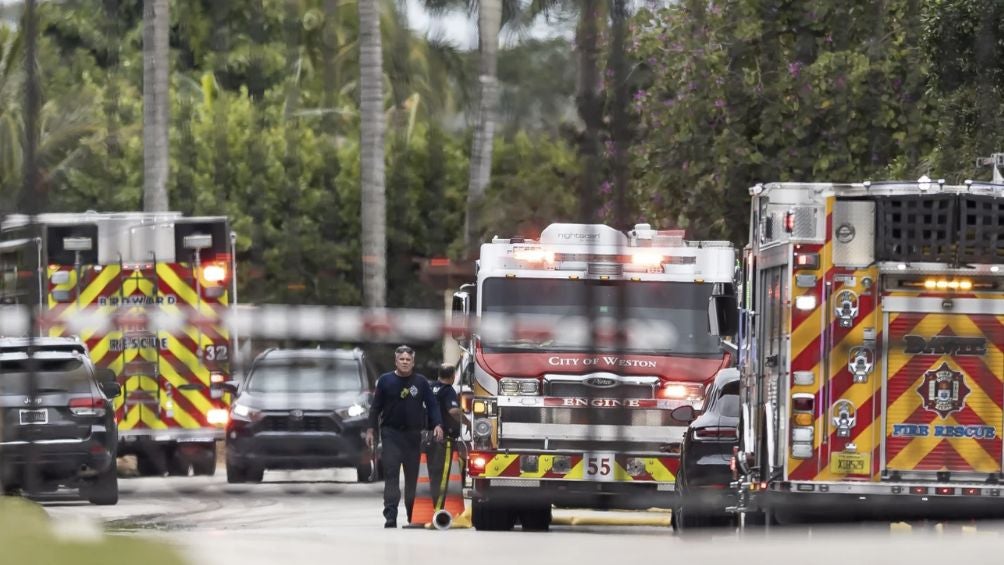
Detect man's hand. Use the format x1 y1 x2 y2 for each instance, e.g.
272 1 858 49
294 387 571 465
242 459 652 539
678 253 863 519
433 425 444 442
365 428 375 450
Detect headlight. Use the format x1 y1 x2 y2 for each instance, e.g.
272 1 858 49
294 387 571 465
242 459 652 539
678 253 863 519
232 403 253 418
337 403 368 419
500 378 539 396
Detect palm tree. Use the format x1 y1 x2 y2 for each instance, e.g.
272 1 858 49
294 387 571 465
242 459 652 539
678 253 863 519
464 0 502 256
358 0 386 308
0 21 96 216
142 0 170 212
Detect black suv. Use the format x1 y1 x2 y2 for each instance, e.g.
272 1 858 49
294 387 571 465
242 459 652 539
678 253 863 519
674 368 740 530
0 337 122 505
224 348 379 484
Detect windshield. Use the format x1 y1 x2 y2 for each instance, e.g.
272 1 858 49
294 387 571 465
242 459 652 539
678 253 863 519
246 358 364 394
0 359 93 394
480 278 720 355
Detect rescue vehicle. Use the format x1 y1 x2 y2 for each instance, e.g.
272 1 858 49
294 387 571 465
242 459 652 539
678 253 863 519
451 222 736 530
0 212 236 476
734 178 1004 523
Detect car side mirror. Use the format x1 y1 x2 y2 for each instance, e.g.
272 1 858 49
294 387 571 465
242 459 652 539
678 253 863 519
99 381 122 398
222 380 240 395
671 405 697 423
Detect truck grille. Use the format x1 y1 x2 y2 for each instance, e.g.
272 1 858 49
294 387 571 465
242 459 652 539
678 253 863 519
545 381 653 399
500 406 670 427
259 415 337 433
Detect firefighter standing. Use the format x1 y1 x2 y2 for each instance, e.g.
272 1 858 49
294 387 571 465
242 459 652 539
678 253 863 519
366 345 443 528
426 364 464 509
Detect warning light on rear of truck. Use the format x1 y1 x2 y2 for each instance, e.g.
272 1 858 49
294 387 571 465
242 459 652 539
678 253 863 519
201 263 227 284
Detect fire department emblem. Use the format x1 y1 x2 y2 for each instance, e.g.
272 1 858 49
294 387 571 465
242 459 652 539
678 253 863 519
917 362 969 419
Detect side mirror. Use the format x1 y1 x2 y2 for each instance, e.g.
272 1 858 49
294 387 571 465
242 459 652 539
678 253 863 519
451 285 474 349
99 381 122 398
671 405 697 423
222 380 240 396
708 293 739 337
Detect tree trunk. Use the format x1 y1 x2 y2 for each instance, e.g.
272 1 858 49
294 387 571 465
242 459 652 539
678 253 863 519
358 0 386 308
576 0 604 223
464 0 502 257
142 0 170 212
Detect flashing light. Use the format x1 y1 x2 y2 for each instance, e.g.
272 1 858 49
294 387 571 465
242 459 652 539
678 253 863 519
793 413 813 426
657 382 704 403
210 372 226 384
630 251 664 268
470 453 488 473
919 278 974 292
207 408 229 426
201 263 228 283
512 248 555 264
794 295 817 311
795 253 820 269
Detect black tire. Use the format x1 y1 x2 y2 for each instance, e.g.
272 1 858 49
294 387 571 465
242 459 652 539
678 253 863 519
226 460 247 484
472 499 516 531
192 444 217 476
675 504 711 531
86 467 119 506
245 465 264 483
167 449 190 477
518 506 552 532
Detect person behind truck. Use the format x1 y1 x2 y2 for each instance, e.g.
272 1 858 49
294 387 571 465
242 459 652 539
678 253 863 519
426 364 464 508
366 345 443 528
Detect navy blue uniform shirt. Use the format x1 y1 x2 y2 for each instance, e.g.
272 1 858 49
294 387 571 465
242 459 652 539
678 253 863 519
368 372 442 431
431 381 461 438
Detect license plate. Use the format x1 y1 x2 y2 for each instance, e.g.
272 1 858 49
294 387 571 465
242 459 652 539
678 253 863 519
830 451 869 474
19 409 48 425
583 452 617 482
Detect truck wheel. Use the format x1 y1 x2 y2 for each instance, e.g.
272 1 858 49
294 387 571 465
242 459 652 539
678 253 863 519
86 467 119 506
472 499 515 531
136 451 164 477
518 506 552 532
167 446 190 477
192 444 217 476
675 504 714 531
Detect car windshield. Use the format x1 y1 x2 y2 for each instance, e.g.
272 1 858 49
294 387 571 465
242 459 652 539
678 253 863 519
480 278 720 355
0 359 93 394
246 358 363 393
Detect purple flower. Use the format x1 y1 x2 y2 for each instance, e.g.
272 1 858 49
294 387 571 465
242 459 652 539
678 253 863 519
634 90 647 101
714 99 726 109
600 181 613 194
788 62 802 78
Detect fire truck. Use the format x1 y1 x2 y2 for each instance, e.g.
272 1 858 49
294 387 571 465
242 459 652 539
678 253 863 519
451 222 736 531
0 212 236 476
734 178 1004 524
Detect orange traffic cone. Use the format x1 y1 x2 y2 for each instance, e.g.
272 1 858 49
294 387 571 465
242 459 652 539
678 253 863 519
429 441 469 530
403 452 436 529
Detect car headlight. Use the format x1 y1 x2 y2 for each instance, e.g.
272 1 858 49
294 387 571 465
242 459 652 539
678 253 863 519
337 403 368 419
232 403 253 418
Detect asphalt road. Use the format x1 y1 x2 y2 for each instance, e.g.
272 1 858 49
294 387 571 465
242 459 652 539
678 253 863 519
38 470 1004 565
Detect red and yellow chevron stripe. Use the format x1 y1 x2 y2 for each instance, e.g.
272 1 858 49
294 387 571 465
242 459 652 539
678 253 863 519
884 312 1004 473
476 453 679 483
43 261 231 435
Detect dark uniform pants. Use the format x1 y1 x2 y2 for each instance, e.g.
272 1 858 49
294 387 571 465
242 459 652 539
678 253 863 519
425 438 454 509
381 428 422 523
